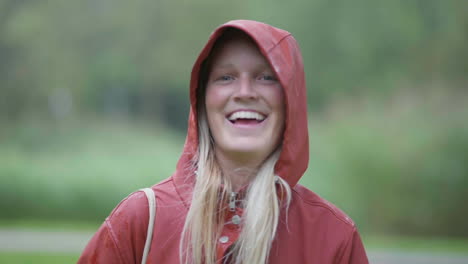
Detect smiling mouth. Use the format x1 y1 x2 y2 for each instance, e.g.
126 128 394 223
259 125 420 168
227 111 266 125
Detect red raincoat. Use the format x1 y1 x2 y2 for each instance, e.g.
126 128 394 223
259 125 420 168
78 20 369 264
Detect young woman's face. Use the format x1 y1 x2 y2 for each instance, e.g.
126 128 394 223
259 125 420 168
205 36 285 165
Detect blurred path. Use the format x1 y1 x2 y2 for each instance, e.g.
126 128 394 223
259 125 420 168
1 228 467 263
0 229 93 254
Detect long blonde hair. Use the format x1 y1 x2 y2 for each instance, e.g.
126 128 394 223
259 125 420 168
179 97 292 264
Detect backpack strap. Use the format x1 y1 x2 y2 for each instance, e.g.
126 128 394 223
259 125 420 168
140 188 156 264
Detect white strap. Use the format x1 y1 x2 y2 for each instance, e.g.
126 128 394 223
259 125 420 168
140 188 156 264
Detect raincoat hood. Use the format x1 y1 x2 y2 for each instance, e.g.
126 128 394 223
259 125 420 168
175 19 309 198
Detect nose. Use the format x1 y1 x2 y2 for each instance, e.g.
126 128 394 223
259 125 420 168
234 76 258 100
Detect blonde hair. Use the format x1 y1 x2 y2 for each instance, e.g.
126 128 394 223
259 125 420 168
180 105 292 264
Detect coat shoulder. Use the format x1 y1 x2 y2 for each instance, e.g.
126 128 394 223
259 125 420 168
108 176 175 220
81 177 177 263
292 184 356 228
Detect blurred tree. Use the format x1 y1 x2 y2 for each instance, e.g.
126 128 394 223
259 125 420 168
1 0 246 125
1 0 467 119
0 0 30 120
249 0 468 108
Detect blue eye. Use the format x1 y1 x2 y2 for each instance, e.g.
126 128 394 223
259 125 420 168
218 75 234 81
221 75 233 81
259 74 277 81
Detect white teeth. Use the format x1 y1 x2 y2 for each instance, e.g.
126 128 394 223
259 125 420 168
228 111 266 121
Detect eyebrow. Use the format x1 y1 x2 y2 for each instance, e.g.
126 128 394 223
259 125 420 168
212 63 235 69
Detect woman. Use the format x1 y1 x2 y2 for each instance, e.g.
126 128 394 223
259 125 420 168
79 20 368 264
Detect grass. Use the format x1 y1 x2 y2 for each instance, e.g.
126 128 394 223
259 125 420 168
363 235 468 254
0 252 78 264
0 117 184 221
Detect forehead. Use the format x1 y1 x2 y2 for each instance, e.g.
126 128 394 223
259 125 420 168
208 32 269 68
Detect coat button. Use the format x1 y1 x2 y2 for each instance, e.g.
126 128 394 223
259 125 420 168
219 236 229 243
232 215 241 225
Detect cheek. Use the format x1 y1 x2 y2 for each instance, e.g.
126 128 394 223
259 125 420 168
205 86 226 111
204 86 227 135
267 86 285 115
270 88 286 145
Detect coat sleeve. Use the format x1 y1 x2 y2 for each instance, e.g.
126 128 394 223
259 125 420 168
77 220 126 264
77 191 149 264
336 227 369 264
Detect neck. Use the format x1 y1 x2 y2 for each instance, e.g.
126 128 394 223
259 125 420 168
214 150 263 191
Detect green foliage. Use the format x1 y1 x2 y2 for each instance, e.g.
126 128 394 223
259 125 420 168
363 235 468 253
0 118 184 221
0 252 78 264
0 0 246 123
300 88 468 237
1 0 467 120
259 0 468 106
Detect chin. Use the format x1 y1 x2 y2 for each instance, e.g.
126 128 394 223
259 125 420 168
223 142 272 160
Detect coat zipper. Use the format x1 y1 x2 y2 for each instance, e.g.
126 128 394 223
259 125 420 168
229 192 237 212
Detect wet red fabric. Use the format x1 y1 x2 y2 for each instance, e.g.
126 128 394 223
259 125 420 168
78 20 369 264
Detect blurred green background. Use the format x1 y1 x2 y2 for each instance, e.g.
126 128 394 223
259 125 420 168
1 0 468 261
